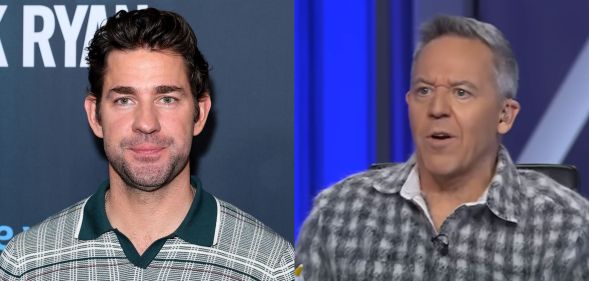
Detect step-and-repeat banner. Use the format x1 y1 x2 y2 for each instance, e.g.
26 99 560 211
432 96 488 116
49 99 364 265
0 0 294 248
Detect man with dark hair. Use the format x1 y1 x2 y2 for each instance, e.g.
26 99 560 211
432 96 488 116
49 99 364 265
296 15 589 280
0 8 293 280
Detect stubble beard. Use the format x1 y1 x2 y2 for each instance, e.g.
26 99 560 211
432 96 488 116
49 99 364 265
105 136 190 192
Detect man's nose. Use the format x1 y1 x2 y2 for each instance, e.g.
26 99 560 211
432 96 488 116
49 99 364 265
132 103 161 134
428 88 451 119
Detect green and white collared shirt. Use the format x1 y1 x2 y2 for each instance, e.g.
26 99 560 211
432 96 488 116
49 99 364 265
0 178 294 280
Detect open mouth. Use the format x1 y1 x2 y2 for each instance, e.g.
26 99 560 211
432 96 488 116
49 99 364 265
429 132 452 140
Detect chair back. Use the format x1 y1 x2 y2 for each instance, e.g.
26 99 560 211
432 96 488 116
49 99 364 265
369 163 580 191
516 164 579 191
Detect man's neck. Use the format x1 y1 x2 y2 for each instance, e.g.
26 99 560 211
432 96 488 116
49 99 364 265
418 156 496 231
105 165 195 255
420 168 493 202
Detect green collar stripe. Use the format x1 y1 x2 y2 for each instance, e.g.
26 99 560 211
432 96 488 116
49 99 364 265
152 259 262 281
78 177 218 247
5 257 260 279
10 256 130 278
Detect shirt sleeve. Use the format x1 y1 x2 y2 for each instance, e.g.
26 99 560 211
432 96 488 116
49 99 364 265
295 197 335 281
0 240 21 281
273 240 295 281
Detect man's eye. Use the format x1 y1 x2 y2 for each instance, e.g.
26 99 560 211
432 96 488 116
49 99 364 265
416 87 431 96
455 88 471 98
160 96 178 104
114 97 132 105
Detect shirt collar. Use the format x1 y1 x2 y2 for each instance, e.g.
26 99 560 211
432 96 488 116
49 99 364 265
76 177 220 247
372 145 521 223
485 146 521 223
399 166 489 206
399 166 421 200
370 156 415 194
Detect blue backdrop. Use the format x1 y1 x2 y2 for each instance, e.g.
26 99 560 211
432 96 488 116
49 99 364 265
0 0 294 250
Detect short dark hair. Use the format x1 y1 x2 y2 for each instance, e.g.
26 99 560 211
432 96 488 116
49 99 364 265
86 8 210 121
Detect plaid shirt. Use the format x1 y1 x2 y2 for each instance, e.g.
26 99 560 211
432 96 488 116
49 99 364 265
296 146 589 280
0 179 294 280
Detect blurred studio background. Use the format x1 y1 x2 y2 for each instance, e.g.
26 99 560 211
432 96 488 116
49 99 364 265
295 0 589 238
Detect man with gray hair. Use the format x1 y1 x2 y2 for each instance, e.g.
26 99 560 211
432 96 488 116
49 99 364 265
295 15 589 280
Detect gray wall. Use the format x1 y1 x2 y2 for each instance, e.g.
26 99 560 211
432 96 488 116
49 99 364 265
0 0 294 247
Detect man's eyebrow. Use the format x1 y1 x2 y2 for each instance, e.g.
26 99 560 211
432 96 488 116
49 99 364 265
155 85 184 94
449 80 479 90
109 86 135 95
411 78 479 90
411 78 434 86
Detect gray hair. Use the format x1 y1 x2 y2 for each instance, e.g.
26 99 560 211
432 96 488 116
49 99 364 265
413 15 518 98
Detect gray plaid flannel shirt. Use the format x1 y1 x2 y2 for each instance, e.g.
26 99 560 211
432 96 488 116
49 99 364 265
296 146 589 280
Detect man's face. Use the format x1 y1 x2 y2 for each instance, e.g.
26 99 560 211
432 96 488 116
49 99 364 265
407 35 519 178
84 49 210 191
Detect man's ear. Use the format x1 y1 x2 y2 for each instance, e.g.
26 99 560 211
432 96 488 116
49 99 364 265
84 94 104 138
193 92 212 136
497 98 520 135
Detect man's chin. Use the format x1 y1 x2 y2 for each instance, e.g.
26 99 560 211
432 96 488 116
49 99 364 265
121 174 168 192
419 156 461 178
117 165 176 192
107 152 189 192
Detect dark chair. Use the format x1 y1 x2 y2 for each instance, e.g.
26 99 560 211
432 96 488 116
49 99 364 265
370 163 579 191
515 164 579 191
